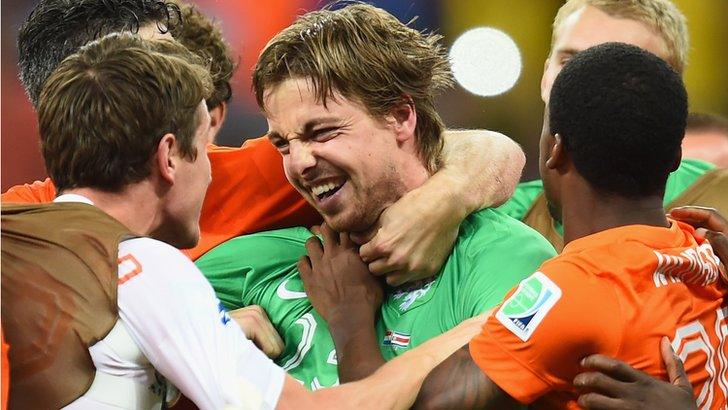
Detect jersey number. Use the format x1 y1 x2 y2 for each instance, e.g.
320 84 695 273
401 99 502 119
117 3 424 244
672 307 728 409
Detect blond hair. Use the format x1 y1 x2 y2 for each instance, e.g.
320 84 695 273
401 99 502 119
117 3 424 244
252 3 453 172
552 0 688 72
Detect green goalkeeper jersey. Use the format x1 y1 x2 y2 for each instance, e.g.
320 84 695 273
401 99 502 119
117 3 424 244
196 209 556 390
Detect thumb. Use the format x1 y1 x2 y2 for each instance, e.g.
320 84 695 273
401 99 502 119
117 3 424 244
661 337 692 390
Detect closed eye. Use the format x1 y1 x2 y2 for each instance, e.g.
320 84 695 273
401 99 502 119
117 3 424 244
269 135 290 154
311 127 341 142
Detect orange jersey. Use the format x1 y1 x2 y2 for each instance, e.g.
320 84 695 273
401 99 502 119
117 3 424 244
470 221 727 409
1 326 7 410
0 137 320 260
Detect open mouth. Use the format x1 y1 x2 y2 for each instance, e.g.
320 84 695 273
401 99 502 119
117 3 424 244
311 179 346 201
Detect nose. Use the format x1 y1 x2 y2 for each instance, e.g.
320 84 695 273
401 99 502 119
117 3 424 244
288 139 317 177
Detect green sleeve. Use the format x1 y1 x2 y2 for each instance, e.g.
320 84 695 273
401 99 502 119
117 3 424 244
195 227 311 310
663 159 715 206
457 210 557 319
497 180 545 220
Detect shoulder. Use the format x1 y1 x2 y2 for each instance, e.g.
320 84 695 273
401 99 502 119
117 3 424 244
459 209 556 257
198 227 312 265
118 238 205 286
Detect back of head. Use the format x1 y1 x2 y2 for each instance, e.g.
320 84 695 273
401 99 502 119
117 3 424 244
38 33 213 193
552 0 688 72
171 2 236 110
252 3 453 172
18 0 181 107
549 42 687 197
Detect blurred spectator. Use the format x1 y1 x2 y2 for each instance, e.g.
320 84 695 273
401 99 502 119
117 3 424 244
683 112 728 168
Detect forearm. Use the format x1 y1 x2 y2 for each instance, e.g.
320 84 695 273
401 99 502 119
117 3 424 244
440 129 525 210
328 313 385 382
412 346 520 410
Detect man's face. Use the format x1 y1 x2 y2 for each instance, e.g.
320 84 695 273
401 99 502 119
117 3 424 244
541 5 670 102
161 101 213 248
264 77 408 233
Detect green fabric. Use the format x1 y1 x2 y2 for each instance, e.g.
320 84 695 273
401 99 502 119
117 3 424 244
196 210 555 390
497 158 716 235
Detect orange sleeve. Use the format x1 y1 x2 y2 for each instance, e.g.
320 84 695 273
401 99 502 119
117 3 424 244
1 178 56 204
469 264 622 404
183 137 320 260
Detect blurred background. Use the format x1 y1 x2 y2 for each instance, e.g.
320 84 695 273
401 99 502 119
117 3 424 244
2 0 727 191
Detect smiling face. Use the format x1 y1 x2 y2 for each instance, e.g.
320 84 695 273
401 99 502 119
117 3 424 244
541 5 670 102
264 78 412 233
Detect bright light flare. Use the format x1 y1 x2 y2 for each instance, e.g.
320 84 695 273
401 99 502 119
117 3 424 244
449 27 522 97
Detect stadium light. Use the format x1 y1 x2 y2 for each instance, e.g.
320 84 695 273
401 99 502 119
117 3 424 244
449 27 522 97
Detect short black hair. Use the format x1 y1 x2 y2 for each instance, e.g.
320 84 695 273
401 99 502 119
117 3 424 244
18 0 181 108
549 42 688 198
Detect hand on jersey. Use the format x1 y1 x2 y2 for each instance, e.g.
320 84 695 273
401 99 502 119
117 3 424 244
298 223 383 325
356 184 462 287
670 206 728 272
228 305 284 359
574 337 695 410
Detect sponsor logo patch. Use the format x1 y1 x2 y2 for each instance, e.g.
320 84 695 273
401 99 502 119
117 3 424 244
496 271 561 342
382 330 411 348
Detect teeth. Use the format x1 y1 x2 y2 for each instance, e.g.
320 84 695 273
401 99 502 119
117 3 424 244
311 182 340 197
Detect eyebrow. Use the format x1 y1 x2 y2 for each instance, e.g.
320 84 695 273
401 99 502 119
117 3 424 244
555 47 580 57
268 116 342 141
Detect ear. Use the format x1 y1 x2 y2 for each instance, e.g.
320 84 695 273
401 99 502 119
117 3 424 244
671 145 682 172
389 97 417 143
545 133 568 170
156 133 178 185
208 102 227 143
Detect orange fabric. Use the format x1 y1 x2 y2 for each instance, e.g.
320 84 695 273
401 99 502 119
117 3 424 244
1 178 56 204
470 221 727 409
0 137 320 260
1 327 8 410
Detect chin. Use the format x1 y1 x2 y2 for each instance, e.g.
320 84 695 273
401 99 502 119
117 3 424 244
323 210 375 233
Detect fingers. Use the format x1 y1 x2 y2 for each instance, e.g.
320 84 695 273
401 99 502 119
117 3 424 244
339 231 355 249
669 206 728 234
368 257 403 277
579 355 641 383
660 337 692 390
320 223 339 251
705 230 728 266
229 306 285 359
577 393 625 410
359 234 385 263
305 236 323 264
298 255 312 280
573 371 628 398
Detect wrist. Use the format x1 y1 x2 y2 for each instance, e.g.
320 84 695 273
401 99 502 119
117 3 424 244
328 309 376 340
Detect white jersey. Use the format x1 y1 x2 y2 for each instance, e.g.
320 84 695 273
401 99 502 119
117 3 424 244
57 195 285 409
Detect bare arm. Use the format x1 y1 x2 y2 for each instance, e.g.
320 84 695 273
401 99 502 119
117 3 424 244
440 129 525 210
359 130 525 286
276 312 491 410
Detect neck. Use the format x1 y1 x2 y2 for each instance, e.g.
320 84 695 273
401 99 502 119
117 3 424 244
560 179 669 245
64 182 165 238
